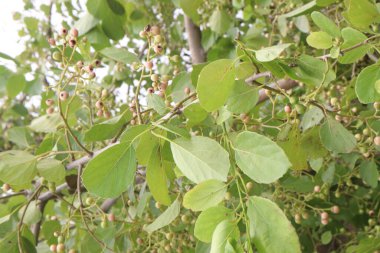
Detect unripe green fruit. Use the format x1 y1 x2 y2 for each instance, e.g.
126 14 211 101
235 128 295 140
52 51 62 61
57 235 64 244
246 182 254 192
224 192 232 201
151 74 159 82
181 214 190 224
100 220 107 228
85 197 95 206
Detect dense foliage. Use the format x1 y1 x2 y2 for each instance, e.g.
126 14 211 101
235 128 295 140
0 0 380 252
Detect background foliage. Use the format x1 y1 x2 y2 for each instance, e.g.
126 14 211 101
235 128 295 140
0 0 380 252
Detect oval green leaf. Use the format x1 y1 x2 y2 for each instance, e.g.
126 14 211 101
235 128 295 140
197 59 235 112
319 117 356 153
355 64 380 104
82 143 136 198
170 136 230 183
247 196 301 253
234 131 291 184
306 31 333 49
183 179 226 212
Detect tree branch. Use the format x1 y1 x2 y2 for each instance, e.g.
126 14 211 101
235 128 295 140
184 16 206 64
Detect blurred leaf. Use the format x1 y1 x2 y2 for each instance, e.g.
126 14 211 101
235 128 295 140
355 64 380 104
144 199 180 233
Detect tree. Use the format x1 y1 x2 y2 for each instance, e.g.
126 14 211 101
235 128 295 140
0 0 379 252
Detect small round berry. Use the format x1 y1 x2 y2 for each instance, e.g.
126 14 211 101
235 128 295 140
52 51 62 61
313 185 321 193
369 210 375 217
130 119 136 125
184 87 191 95
93 59 101 67
153 45 163 54
224 192 232 200
160 82 168 91
320 212 329 220
88 71 96 79
50 244 57 252
107 213 115 222
139 31 147 38
100 220 107 228
144 61 153 69
136 238 144 245
355 133 362 141
181 214 190 224
70 28 79 37
374 102 380 110
69 38 76 47
45 99 54 106
96 110 103 117
154 35 163 43
150 25 160 36
155 202 161 209
374 136 380 146
46 107 54 114
147 87 154 94
85 64 94 73
60 27 67 36
363 128 370 136
321 218 329 225
2 183 10 192
284 105 292 114
161 75 170 83
76 60 83 69
104 111 111 119
165 232 174 240
150 74 159 82
330 97 338 106
294 213 302 224
57 236 64 244
59 91 68 101
48 38 56 46
246 182 254 191
56 243 65 252
85 197 95 206
101 89 108 98
331 205 340 214
95 100 103 109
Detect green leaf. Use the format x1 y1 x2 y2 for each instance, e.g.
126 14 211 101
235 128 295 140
338 28 370 64
18 201 41 225
346 237 380 253
278 127 308 170
120 124 150 145
73 13 99 36
281 54 335 87
82 143 136 198
234 131 291 184
210 220 240 253
359 160 378 188
321 231 332 245
227 80 259 114
147 93 167 115
168 72 195 103
247 196 301 253
183 180 226 212
343 0 379 30
6 74 26 98
147 146 171 206
300 106 325 131
255 43 291 62
7 126 33 148
194 206 233 243
311 11 340 37
36 159 65 184
355 64 380 104
179 0 202 23
170 136 230 183
306 31 333 49
144 199 180 233
0 151 37 187
197 59 235 112
29 113 63 133
84 111 131 142
282 1 317 18
100 47 139 64
209 9 232 35
319 117 356 153
183 103 208 125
